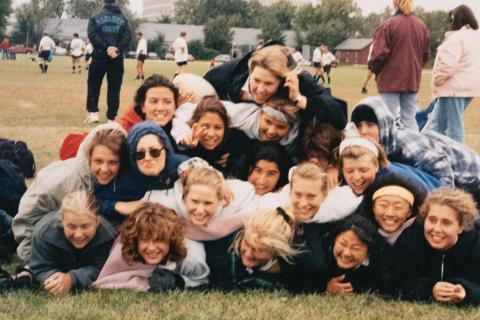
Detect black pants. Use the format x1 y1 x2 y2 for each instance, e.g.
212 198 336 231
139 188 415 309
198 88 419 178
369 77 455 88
86 57 124 120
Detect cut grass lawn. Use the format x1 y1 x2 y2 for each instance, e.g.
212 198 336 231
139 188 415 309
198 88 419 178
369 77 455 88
0 55 479 319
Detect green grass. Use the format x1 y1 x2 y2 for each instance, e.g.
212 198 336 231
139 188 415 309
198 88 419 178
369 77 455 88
0 55 479 318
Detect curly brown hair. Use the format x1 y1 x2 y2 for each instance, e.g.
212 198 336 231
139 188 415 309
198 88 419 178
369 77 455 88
119 203 186 265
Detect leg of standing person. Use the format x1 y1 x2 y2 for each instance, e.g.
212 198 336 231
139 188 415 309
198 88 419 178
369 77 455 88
86 58 107 123
2 49 7 60
71 56 76 73
324 66 332 84
105 58 124 121
76 57 82 74
319 67 325 84
426 97 472 143
399 92 420 131
379 93 401 120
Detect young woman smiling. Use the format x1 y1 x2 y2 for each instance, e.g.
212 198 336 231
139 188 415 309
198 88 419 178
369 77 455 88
30 191 116 294
13 123 126 263
93 202 209 291
394 188 480 304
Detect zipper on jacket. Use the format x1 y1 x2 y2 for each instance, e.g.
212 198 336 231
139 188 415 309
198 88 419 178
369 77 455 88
440 254 445 281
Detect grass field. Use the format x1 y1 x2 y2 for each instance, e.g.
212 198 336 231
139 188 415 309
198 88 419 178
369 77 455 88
0 55 479 319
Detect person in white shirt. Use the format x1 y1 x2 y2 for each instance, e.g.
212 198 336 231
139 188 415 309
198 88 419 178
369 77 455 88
312 43 322 83
70 33 86 74
84 39 93 70
319 45 336 85
135 31 148 81
172 31 188 75
38 32 55 74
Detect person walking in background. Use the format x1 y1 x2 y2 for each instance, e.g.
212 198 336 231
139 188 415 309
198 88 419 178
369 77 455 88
85 0 132 124
424 5 480 143
84 39 93 70
312 43 322 83
172 31 188 76
369 0 430 131
319 45 336 85
70 33 86 74
135 31 147 81
1 37 10 61
38 32 55 74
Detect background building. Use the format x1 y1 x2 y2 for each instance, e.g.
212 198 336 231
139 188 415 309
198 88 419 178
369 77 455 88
334 38 372 65
142 0 175 22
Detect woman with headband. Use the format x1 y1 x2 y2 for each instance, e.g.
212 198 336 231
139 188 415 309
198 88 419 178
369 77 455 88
203 43 347 131
339 136 442 197
358 173 427 245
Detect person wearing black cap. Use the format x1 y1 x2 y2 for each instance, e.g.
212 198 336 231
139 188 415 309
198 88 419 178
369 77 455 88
85 0 132 124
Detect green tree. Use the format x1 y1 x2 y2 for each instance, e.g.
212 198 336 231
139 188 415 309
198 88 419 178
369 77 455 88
148 32 166 57
0 0 12 36
416 7 450 59
11 3 40 46
188 39 218 60
203 15 233 53
256 0 296 42
173 0 206 25
357 7 392 37
66 0 130 19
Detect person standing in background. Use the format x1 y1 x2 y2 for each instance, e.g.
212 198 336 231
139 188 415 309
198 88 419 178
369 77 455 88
135 31 147 81
38 32 55 74
319 45 336 85
85 0 132 124
369 0 430 131
1 37 10 60
70 33 86 74
84 39 93 70
425 5 480 143
172 31 188 76
312 43 322 83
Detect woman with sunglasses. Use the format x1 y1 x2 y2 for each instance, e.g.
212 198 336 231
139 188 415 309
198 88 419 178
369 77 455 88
94 121 188 222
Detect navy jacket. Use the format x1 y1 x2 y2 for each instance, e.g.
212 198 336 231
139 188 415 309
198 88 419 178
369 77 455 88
87 5 132 60
30 213 116 291
393 221 480 304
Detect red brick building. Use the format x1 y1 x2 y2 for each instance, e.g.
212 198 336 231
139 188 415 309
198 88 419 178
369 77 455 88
334 38 372 65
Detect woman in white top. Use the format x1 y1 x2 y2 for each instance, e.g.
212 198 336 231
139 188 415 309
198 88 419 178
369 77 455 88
320 45 336 84
312 43 322 83
70 33 86 74
135 31 148 81
172 31 188 75
38 32 55 74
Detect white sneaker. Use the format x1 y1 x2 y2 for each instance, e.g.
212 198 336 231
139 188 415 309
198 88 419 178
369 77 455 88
91 112 99 123
83 112 99 124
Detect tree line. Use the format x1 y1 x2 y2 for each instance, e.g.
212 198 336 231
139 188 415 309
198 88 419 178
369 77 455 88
0 0 451 60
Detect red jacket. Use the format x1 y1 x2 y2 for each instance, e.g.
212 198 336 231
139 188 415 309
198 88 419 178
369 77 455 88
370 12 430 93
59 105 142 160
0 39 9 49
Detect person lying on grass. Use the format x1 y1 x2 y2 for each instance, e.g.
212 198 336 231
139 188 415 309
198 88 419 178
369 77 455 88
30 190 116 294
93 202 209 291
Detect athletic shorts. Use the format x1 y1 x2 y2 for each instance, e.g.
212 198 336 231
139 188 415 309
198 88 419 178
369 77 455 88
313 62 321 68
39 50 50 60
71 54 83 59
85 53 92 61
176 60 188 66
323 65 332 74
137 54 147 63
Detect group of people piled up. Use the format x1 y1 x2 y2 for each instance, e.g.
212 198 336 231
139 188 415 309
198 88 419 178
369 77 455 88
0 0 479 307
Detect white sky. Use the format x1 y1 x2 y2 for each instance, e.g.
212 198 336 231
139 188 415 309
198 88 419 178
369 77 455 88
12 0 480 19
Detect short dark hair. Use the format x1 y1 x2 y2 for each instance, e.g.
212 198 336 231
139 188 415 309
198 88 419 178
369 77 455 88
450 5 479 31
136 31 143 36
180 31 187 37
330 215 379 254
133 74 179 119
73 33 79 38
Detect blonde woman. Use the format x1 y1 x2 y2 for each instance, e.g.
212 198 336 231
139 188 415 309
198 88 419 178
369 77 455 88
30 190 116 294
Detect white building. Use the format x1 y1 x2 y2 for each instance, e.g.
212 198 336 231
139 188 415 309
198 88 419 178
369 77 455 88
142 0 175 22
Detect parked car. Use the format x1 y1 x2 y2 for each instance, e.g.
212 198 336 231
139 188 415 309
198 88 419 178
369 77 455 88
9 44 34 54
214 54 230 63
147 52 159 60
53 46 68 56
165 52 174 60
125 51 136 59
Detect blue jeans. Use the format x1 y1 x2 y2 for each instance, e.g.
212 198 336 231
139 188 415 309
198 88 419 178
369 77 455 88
380 92 420 131
425 97 473 143
1 49 8 60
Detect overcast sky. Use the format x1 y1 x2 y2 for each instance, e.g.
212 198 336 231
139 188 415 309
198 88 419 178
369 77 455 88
12 0 480 19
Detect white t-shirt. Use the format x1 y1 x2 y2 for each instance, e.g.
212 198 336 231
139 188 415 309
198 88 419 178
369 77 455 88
39 36 55 51
136 38 148 56
70 38 86 57
321 51 336 66
172 36 188 62
312 47 322 63
86 43 93 54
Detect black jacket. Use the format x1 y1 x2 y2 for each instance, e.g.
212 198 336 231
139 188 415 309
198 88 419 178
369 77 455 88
204 49 348 130
393 221 480 304
87 5 132 60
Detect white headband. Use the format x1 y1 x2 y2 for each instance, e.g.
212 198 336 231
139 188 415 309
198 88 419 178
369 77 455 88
262 106 290 125
339 137 379 157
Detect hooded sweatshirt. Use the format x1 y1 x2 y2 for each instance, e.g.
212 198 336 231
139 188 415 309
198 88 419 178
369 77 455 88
353 96 480 189
13 122 125 263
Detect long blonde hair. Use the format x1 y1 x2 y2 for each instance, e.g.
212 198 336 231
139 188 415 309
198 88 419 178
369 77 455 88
180 166 228 200
233 207 300 264
248 45 290 79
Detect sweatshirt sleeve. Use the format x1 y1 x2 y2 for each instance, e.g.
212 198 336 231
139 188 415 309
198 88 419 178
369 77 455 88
223 101 261 139
117 17 132 54
180 239 210 287
369 24 391 74
432 33 462 87
311 186 362 223
29 232 62 285
171 103 196 145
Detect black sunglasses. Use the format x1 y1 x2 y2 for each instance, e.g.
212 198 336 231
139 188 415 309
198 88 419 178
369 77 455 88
134 147 164 160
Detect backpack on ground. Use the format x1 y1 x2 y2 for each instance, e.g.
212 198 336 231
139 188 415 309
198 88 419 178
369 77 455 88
0 160 27 216
0 138 36 178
